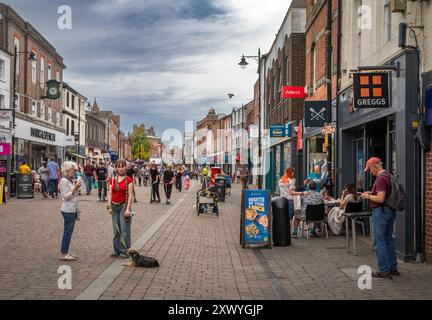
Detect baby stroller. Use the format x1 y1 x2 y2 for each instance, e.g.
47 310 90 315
196 176 219 216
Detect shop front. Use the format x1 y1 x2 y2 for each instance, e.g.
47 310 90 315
14 118 65 171
265 123 299 195
337 51 420 261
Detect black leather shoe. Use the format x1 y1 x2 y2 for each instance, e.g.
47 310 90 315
390 270 400 276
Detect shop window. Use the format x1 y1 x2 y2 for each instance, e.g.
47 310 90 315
31 100 37 116
307 136 326 175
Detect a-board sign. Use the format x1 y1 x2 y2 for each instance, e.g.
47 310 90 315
241 189 272 249
17 174 34 199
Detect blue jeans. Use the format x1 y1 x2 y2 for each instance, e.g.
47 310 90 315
112 205 132 255
288 199 295 220
85 176 93 194
61 211 76 254
49 179 58 198
372 207 398 273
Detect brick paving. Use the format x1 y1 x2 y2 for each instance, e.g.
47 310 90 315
1 181 432 300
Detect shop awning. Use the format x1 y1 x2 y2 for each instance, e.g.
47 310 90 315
67 152 87 159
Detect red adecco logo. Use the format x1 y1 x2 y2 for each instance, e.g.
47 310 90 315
282 86 306 99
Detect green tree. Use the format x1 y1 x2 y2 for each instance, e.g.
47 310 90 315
131 126 151 160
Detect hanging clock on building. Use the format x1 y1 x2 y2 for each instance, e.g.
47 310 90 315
43 80 61 100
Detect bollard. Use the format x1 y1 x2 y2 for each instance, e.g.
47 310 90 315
272 196 291 246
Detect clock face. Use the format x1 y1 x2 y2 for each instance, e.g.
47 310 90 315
48 87 58 96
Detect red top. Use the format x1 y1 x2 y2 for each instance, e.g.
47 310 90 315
109 176 133 203
371 172 391 208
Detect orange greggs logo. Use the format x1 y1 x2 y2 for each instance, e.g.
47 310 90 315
354 72 389 108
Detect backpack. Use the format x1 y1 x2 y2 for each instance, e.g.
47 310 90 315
383 173 406 212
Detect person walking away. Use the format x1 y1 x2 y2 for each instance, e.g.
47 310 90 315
38 162 50 199
279 167 307 237
150 163 161 203
95 161 108 202
240 165 249 190
176 168 183 192
126 163 137 203
361 157 398 279
225 173 231 196
107 161 115 180
163 164 175 204
107 159 134 258
59 161 81 261
47 158 60 199
84 159 95 195
18 161 31 174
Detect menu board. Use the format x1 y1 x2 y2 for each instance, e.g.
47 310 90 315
241 189 271 249
17 174 34 199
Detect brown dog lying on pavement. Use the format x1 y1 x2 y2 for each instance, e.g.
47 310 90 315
121 248 160 268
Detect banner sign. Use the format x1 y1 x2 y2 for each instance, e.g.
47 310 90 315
241 189 271 249
270 124 292 138
304 101 327 128
282 86 305 99
353 72 390 108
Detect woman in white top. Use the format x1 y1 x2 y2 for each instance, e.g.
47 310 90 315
59 161 82 261
278 167 307 236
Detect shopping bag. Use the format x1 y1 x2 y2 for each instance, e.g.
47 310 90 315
93 180 99 189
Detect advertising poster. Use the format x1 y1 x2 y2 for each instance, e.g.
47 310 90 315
242 190 271 248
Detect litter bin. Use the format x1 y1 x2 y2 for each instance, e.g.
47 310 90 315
214 175 226 202
272 196 291 246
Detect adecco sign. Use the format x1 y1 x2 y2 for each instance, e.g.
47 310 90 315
353 72 390 108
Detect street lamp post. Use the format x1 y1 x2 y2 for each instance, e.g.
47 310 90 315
238 50 262 189
11 46 36 172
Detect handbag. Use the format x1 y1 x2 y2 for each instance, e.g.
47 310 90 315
294 195 302 211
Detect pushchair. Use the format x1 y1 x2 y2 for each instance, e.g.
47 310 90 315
196 176 219 216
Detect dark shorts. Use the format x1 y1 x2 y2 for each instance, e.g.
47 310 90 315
226 183 231 188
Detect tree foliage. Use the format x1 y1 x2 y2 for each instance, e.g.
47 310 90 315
131 126 151 160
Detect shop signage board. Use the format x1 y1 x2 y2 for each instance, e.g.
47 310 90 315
270 124 292 138
282 86 306 99
0 110 12 128
241 189 272 249
353 72 390 108
0 143 11 156
270 125 285 138
17 174 34 199
304 101 327 128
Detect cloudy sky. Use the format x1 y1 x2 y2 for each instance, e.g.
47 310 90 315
5 0 292 142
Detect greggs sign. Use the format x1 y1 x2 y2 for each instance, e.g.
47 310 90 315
353 72 390 108
282 86 305 99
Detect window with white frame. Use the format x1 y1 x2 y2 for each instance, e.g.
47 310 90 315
56 71 60 82
47 107 52 123
40 57 45 88
0 94 5 109
48 64 52 80
40 100 45 119
14 38 20 75
31 52 37 84
0 59 5 81
31 100 37 116
56 112 61 127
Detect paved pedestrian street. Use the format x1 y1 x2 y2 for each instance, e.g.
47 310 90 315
1 182 432 300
